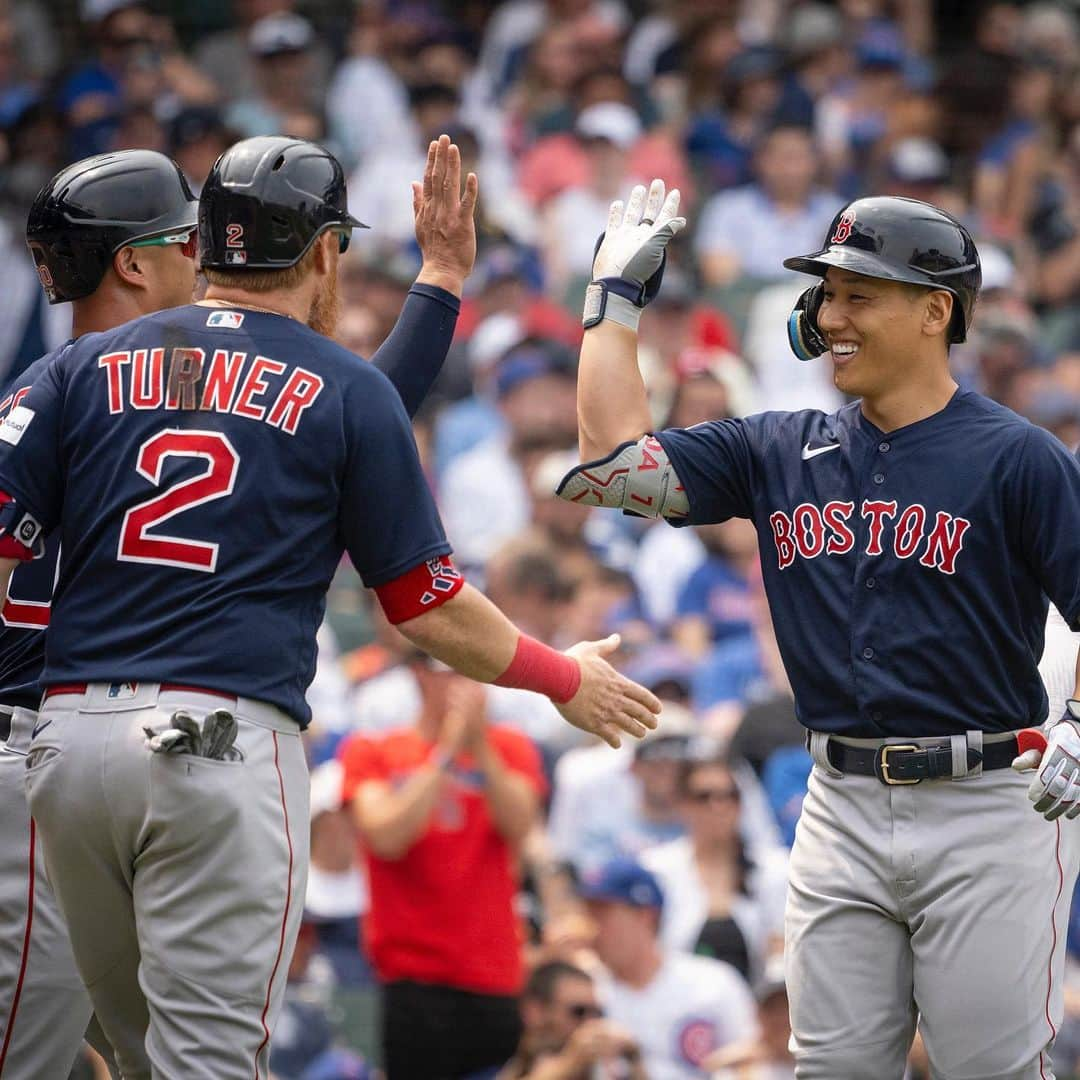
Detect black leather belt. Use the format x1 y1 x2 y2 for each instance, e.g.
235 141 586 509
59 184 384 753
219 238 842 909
825 736 1019 785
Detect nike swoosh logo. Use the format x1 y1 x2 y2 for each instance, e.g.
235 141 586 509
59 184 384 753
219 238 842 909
802 441 840 460
31 719 51 739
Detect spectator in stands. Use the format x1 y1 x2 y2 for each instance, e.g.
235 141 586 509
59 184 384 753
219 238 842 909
441 338 578 571
225 12 324 140
62 1 215 160
166 105 234 193
671 519 757 658
581 858 757 1080
707 956 795 1080
547 703 695 875
193 0 333 104
694 123 841 287
498 960 645 1080
641 748 788 983
340 664 546 1079
540 102 645 299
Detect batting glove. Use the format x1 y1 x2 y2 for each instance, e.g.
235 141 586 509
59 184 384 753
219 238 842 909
1014 702 1080 820
583 179 686 333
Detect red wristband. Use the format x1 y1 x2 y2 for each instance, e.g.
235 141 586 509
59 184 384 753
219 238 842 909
493 634 581 704
375 555 464 624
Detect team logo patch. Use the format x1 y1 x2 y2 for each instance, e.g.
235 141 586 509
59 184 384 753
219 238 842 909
676 1018 718 1066
831 209 856 244
107 682 139 700
15 513 41 547
36 264 53 288
206 310 245 329
422 557 461 605
224 251 247 266
0 405 35 446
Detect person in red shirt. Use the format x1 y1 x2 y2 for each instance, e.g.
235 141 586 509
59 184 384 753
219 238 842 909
340 652 548 1079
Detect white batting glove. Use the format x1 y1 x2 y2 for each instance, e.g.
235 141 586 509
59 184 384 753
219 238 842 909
1019 713 1080 820
583 179 686 332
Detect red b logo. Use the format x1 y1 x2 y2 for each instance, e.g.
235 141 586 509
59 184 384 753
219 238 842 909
36 264 53 288
831 209 856 244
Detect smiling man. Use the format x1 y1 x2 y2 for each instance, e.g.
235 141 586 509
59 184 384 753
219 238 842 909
558 185 1080 1079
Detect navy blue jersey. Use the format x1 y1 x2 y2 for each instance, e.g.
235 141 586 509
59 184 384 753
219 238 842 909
657 390 1080 737
0 351 61 708
0 304 452 726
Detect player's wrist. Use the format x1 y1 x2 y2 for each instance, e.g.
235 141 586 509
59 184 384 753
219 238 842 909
415 264 466 298
582 281 642 332
492 634 581 703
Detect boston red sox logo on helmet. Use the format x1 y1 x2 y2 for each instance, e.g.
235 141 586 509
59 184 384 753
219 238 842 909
831 208 857 244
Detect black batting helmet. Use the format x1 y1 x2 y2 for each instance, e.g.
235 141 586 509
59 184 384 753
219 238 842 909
784 196 982 344
26 150 198 305
198 137 366 271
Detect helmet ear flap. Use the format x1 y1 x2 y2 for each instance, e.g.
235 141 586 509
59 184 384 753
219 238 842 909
788 283 828 362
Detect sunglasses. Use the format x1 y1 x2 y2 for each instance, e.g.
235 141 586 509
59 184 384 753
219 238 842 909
128 228 198 260
566 1003 604 1021
334 228 351 254
686 786 740 805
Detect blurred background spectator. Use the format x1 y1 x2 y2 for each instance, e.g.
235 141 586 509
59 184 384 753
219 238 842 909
10 2 1080 1076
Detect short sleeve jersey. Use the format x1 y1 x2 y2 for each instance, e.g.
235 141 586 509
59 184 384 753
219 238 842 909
657 390 1080 736
0 304 451 726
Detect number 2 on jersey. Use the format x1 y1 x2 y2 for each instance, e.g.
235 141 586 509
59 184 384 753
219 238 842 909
118 429 239 573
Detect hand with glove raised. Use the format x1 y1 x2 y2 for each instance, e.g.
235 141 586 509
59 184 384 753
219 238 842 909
583 178 686 333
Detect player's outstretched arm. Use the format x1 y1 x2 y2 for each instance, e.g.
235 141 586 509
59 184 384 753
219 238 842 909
577 179 685 461
397 583 661 749
367 134 478 417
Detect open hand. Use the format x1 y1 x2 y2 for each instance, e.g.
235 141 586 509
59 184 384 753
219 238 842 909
555 634 661 749
413 133 478 297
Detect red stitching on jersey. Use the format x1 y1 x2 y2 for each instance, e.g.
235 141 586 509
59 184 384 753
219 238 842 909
1041 820 1064 1079
254 733 294 1080
0 818 36 1074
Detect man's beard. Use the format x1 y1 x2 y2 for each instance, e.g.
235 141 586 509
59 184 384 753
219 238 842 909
307 261 341 337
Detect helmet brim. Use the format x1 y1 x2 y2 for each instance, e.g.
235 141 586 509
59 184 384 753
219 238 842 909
784 245 940 287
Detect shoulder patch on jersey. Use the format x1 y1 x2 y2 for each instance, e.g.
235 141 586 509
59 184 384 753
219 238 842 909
0 405 35 446
206 310 245 329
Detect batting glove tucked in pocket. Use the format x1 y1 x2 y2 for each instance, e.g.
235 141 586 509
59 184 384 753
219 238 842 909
1013 702 1080 820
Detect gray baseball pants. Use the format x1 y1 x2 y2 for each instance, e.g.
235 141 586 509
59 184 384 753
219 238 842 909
0 704 116 1078
787 732 1080 1080
23 683 309 1080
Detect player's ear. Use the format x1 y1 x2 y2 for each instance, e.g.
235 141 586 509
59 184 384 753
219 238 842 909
922 289 953 339
310 231 336 276
112 245 148 291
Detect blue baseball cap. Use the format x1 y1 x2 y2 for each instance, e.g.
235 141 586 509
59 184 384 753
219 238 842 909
579 858 664 910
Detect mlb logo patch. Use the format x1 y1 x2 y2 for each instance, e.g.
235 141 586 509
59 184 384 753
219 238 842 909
107 682 139 700
206 310 245 329
225 250 247 266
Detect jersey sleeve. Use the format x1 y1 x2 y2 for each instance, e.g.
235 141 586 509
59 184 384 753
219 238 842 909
655 417 765 525
369 284 460 419
338 733 389 804
339 368 451 587
1009 427 1080 630
0 351 66 533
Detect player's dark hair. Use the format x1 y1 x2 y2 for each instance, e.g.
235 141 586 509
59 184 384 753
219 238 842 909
679 752 753 894
524 960 592 1003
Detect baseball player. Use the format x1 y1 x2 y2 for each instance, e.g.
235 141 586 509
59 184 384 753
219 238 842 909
0 147 199 1080
558 181 1080 1079
0 136 660 1080
0 133 496 1078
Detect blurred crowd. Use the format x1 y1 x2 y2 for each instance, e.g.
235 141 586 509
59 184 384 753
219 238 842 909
3 0 1080 1077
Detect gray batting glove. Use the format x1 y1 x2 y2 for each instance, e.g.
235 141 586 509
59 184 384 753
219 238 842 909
1024 718 1080 820
584 179 686 332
